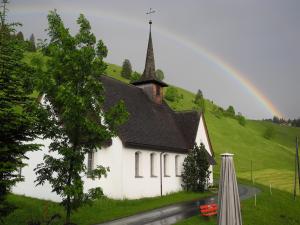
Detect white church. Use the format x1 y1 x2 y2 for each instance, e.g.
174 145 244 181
13 21 215 201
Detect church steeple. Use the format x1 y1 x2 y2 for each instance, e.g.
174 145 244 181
132 17 168 104
142 21 156 81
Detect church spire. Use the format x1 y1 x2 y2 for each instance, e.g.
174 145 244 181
131 10 168 104
142 20 156 80
131 17 168 88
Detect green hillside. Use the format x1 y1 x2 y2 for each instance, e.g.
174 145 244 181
24 51 300 193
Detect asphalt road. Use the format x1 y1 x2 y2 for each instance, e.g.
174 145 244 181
97 184 260 225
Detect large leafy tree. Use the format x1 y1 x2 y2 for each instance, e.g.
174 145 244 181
0 0 43 220
182 143 210 192
33 11 128 224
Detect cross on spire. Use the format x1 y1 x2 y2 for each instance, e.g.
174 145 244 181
146 8 155 30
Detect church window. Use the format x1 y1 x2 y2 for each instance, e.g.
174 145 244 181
175 155 181 176
87 152 94 177
150 153 157 177
135 151 142 177
18 166 22 178
164 154 170 177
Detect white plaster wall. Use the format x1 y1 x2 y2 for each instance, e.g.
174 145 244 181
12 137 124 202
83 137 123 199
121 147 186 199
12 138 62 202
195 115 214 185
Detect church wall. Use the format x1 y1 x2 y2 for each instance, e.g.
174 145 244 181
83 137 124 199
12 137 124 202
135 83 154 101
12 138 63 202
121 146 186 199
195 115 214 185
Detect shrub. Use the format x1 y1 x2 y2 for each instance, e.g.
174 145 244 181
130 71 141 82
165 87 180 102
237 115 246 126
264 126 275 139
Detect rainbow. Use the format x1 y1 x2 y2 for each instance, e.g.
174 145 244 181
11 4 284 118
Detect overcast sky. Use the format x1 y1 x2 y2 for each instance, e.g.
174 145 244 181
7 0 300 119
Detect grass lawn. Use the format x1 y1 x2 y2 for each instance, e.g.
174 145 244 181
176 181 300 225
5 191 213 225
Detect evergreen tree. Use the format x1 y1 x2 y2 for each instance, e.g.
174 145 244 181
155 69 164 81
0 0 43 220
28 33 36 52
182 143 210 192
273 116 280 124
194 89 205 113
33 11 128 224
120 59 132 79
16 31 24 41
194 89 203 103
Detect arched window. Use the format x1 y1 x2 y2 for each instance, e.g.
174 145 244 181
175 155 181 176
164 154 170 177
150 153 157 177
135 151 142 177
87 151 94 177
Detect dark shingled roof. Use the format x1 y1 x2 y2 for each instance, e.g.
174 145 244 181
100 75 214 159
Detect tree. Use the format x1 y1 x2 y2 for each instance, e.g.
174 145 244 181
194 89 205 113
165 87 180 102
27 33 36 52
155 69 164 81
33 11 128 224
130 71 141 82
272 116 280 124
0 0 43 220
236 114 246 126
16 31 24 41
194 89 203 103
182 143 210 192
226 105 235 117
120 59 132 79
